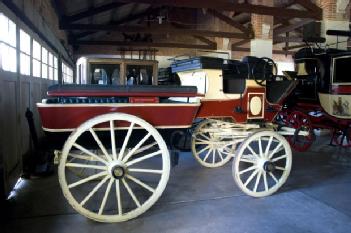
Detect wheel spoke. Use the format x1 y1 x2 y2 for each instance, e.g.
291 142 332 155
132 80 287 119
258 137 263 157
110 120 117 160
126 150 162 167
128 168 163 174
271 154 287 162
125 174 155 193
98 178 114 215
134 142 157 155
68 171 108 189
263 172 268 191
275 166 286 171
118 122 134 161
196 145 210 155
115 180 122 215
218 150 224 161
122 132 152 163
80 176 110 206
203 148 212 162
199 133 210 140
122 178 141 207
244 169 259 187
268 172 279 183
195 138 210 144
89 128 112 162
68 153 94 161
253 171 262 192
212 149 216 164
264 136 273 158
65 163 107 170
239 157 255 164
268 142 284 159
73 143 108 165
247 145 259 158
239 165 256 175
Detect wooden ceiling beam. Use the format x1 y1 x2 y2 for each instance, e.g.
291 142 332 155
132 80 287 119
65 2 127 23
231 47 295 55
114 0 321 19
207 9 251 36
62 24 249 39
231 39 250 50
274 19 314 35
73 40 216 50
295 0 322 19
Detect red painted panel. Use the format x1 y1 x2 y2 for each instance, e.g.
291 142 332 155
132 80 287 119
38 104 199 131
331 85 351 95
129 97 159 103
196 87 281 123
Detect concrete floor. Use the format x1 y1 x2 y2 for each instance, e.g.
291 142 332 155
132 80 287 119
2 136 351 233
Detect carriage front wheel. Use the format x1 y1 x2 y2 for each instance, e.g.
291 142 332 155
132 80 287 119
233 131 292 197
58 113 170 222
191 119 234 168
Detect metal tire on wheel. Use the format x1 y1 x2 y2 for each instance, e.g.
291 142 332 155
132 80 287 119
58 113 170 222
191 120 234 168
233 131 292 197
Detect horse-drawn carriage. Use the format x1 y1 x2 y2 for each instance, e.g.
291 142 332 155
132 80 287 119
37 56 303 222
276 48 351 151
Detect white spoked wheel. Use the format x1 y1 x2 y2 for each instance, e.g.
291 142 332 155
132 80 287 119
233 131 292 197
58 113 170 222
191 120 234 168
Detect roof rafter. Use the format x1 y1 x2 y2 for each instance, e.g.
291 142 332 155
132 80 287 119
73 40 216 50
207 9 251 36
114 0 322 19
62 24 249 39
64 2 127 23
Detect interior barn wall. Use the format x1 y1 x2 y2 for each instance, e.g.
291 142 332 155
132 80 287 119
0 2 67 198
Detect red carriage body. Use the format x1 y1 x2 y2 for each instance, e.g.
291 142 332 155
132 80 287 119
36 56 296 222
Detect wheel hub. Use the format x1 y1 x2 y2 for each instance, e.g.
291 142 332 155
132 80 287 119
263 161 275 172
110 162 126 179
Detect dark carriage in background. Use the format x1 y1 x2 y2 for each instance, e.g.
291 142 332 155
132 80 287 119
277 48 351 151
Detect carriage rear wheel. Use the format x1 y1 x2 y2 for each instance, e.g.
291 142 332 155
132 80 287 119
191 120 234 168
286 111 315 152
233 131 292 197
58 113 170 222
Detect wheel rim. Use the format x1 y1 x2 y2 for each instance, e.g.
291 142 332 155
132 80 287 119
287 111 314 152
233 131 292 197
58 113 170 222
191 120 234 168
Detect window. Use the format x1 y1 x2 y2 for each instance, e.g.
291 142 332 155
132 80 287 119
0 13 17 72
48 52 53 80
333 56 351 83
32 39 41 77
62 62 73 83
53 56 58 80
20 29 31 75
41 47 48 78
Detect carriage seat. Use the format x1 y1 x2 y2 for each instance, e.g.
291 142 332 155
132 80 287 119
47 84 199 98
266 80 297 104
